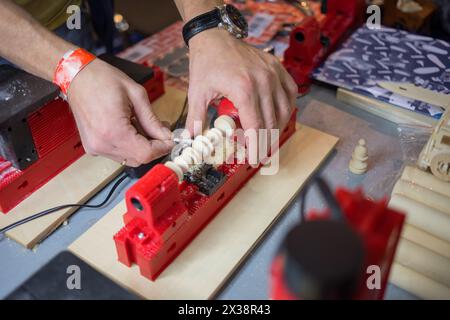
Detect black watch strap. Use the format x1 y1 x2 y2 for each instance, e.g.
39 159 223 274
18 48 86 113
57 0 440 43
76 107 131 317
182 8 221 47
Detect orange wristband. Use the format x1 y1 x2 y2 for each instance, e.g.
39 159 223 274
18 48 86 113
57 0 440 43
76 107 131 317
53 48 96 97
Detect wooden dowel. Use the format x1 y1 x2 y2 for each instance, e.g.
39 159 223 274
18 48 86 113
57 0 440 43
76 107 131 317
392 179 450 216
390 194 450 242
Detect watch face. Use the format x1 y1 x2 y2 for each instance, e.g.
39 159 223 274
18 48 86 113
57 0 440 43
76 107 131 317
225 5 248 32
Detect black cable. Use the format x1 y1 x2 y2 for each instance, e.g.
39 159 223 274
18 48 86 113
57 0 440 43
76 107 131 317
315 177 343 220
300 176 344 222
0 173 128 236
300 182 307 222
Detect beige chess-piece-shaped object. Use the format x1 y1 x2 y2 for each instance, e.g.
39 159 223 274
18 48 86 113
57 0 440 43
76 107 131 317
349 139 368 175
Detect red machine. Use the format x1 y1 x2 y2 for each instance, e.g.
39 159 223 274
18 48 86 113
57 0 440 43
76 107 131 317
283 0 365 94
114 100 297 280
270 181 405 300
0 55 164 213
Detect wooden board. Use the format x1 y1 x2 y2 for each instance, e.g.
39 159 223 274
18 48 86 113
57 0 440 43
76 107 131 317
337 88 436 127
0 157 123 249
377 82 450 110
69 124 339 300
0 86 187 249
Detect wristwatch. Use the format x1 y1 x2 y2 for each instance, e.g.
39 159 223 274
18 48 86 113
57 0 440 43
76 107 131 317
182 4 248 47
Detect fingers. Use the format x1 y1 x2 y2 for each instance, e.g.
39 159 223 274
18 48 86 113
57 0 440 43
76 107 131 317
273 78 293 131
124 84 174 166
186 89 208 136
129 85 172 141
228 55 295 133
116 123 173 166
102 153 141 168
230 79 264 131
68 59 174 167
266 59 297 131
275 61 298 108
258 86 277 157
259 85 278 130
89 133 173 168
83 117 173 167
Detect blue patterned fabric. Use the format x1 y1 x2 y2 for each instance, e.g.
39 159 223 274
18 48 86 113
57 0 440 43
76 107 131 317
313 26 450 119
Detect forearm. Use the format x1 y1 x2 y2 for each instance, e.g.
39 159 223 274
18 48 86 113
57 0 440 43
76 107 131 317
0 0 76 80
174 0 223 21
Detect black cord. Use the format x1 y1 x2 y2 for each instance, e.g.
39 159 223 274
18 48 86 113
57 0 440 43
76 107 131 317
300 183 307 222
300 176 344 222
0 173 128 235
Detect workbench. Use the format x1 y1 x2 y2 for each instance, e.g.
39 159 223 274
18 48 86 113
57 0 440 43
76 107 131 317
0 84 418 300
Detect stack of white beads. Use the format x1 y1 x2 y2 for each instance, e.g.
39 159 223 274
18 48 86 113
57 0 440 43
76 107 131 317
165 115 237 181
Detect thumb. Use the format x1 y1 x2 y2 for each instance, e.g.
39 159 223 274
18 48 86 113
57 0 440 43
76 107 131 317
119 123 173 165
186 90 208 137
129 85 172 140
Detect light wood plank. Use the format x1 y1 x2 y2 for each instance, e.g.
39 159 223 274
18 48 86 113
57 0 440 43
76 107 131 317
337 89 436 127
0 158 122 249
69 124 338 300
377 82 450 109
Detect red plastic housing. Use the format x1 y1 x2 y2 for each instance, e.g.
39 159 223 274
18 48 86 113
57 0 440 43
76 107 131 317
0 66 164 213
270 188 405 300
114 101 297 280
283 0 365 94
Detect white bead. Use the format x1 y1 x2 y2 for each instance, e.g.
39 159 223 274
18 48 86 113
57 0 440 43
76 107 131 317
174 156 190 172
192 135 214 158
205 128 224 145
182 147 202 164
214 115 236 134
207 139 236 166
179 153 194 166
164 161 184 181
199 135 214 152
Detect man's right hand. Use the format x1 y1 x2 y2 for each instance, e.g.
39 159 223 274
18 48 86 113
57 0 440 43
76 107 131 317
67 59 174 167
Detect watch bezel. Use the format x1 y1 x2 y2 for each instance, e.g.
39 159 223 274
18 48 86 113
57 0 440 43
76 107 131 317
217 4 248 39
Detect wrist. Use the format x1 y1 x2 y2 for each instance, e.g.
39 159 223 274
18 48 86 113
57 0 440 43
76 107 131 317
178 0 223 21
188 27 235 49
53 48 96 98
182 3 247 48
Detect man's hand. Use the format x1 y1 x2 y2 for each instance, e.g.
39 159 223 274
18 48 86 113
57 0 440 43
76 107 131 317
0 1 173 167
187 28 298 133
67 59 174 167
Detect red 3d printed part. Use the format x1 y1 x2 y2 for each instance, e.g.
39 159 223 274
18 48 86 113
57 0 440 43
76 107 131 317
0 57 164 213
114 100 297 281
283 0 365 94
270 187 405 300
